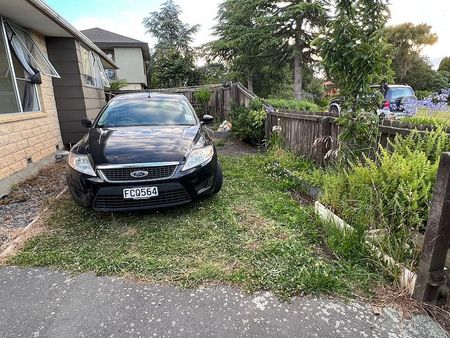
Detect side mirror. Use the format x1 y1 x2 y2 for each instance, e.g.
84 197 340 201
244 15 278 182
81 118 92 128
202 115 214 125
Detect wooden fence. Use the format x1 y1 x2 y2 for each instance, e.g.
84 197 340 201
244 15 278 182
266 109 450 304
106 82 256 122
266 110 450 166
265 111 337 165
413 152 450 304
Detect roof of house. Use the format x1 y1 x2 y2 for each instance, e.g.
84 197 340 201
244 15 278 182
81 28 151 60
0 0 118 69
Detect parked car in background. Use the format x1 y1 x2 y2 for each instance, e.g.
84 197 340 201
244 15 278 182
67 93 223 212
329 84 417 118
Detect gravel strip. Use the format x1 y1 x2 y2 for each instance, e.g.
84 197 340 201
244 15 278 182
0 162 67 246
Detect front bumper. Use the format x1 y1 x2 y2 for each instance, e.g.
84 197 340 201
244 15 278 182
67 159 218 212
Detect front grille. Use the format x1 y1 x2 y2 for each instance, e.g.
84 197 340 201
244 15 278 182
100 165 177 182
93 189 191 210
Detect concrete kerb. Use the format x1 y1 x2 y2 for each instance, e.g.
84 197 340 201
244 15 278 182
314 201 417 294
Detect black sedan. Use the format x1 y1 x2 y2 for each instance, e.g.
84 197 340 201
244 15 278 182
67 93 223 212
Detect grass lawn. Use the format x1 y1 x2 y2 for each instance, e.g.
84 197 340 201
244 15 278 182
416 109 450 123
6 152 381 299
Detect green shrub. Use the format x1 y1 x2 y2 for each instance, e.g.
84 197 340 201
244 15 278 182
416 90 432 100
265 98 320 112
107 79 128 90
231 105 266 145
321 127 450 266
193 89 211 115
193 89 211 105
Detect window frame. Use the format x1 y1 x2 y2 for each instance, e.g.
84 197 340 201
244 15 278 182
0 17 60 115
6 22 60 78
1 17 23 113
80 45 109 89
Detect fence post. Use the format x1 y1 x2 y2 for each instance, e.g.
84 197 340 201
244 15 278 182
317 117 332 166
265 111 272 141
413 152 450 304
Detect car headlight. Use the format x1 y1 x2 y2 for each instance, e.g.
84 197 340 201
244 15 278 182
182 145 214 172
68 152 96 176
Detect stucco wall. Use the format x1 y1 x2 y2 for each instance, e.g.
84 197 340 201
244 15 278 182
114 47 147 85
0 31 63 195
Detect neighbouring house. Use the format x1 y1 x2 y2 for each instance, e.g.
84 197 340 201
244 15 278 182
81 28 150 90
0 0 118 197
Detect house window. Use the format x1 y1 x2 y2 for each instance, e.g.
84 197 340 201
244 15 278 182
80 46 110 89
105 69 117 81
0 18 60 114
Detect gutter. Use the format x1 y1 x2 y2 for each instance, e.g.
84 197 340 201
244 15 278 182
25 0 119 69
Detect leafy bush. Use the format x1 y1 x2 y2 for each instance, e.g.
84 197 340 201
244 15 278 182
416 90 432 100
231 105 266 145
336 110 379 156
107 79 128 90
265 98 320 112
321 127 450 266
193 89 212 115
193 89 211 105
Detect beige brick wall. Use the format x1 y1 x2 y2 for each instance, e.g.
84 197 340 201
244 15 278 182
0 31 63 182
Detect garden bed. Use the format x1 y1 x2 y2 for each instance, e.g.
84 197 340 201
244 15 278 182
0 162 67 248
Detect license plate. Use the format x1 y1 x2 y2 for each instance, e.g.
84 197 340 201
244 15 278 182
123 187 159 200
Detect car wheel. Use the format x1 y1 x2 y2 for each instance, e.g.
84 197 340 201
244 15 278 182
212 162 223 195
69 188 91 208
329 105 340 116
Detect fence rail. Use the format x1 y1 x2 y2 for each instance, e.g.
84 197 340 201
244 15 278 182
266 110 450 165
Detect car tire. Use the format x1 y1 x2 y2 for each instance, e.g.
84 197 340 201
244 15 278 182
329 105 340 116
212 162 223 195
69 187 91 208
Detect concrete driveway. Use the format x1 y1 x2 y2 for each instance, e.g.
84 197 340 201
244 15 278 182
0 267 445 338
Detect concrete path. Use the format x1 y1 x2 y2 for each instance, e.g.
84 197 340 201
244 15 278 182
0 267 445 338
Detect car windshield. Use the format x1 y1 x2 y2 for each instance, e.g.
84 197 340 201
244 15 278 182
96 99 197 127
387 87 415 100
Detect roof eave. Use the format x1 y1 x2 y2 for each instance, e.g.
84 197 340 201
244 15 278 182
25 0 119 69
93 42 151 60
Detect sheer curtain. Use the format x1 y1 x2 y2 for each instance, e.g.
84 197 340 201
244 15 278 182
6 24 40 111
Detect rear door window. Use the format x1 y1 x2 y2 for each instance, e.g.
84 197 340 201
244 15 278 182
387 87 414 100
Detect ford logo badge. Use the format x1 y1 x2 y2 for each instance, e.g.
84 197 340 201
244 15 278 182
130 170 149 178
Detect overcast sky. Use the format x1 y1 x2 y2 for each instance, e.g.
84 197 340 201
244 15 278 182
46 0 449 68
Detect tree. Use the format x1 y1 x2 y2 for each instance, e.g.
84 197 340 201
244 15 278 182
143 0 199 51
385 23 438 83
209 0 274 92
439 56 450 73
209 0 328 99
197 62 230 85
263 1 328 99
143 0 201 88
315 0 393 111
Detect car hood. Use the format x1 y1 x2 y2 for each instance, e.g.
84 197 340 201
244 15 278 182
83 125 201 165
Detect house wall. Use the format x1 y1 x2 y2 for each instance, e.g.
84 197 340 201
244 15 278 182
0 31 63 197
114 47 147 86
47 38 106 146
122 83 144 90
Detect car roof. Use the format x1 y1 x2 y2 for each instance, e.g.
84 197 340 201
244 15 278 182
387 85 413 89
111 92 188 101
